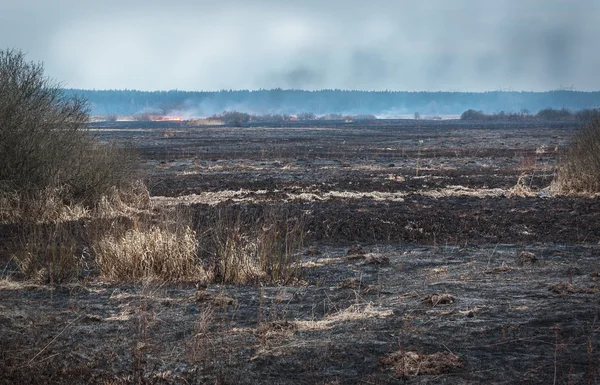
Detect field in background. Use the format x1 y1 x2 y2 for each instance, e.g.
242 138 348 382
2 118 600 384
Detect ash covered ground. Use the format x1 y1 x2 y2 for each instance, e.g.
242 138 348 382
2 119 599 384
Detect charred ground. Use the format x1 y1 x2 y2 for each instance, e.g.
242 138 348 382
2 119 599 384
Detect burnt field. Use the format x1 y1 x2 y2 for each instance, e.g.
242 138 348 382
3 119 600 384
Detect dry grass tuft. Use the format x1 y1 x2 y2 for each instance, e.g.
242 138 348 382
346 244 365 257
339 277 378 294
364 253 390 265
0 187 89 224
516 251 537 266
381 350 463 377
199 207 305 284
94 180 152 218
8 190 306 285
5 182 156 282
190 291 236 307
200 209 267 284
509 174 537 198
94 222 203 282
422 293 455 306
484 265 513 274
1 181 151 225
549 282 599 295
187 306 216 364
257 320 297 336
11 222 87 283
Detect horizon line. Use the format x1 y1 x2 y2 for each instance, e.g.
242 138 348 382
64 88 600 94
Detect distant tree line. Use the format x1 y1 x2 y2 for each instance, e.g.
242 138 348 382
65 89 600 117
460 108 600 121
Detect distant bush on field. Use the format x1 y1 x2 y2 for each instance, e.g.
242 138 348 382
210 111 251 126
296 112 316 120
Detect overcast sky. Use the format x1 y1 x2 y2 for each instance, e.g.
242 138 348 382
1 0 599 91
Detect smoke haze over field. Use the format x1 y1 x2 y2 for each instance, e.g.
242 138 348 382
1 0 599 91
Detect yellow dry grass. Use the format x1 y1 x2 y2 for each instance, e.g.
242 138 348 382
95 225 205 282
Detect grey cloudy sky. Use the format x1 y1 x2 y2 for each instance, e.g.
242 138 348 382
1 0 599 91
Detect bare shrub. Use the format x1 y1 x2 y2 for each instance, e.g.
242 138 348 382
0 49 139 213
460 109 486 120
509 174 536 198
211 111 250 127
552 117 600 194
66 141 140 207
296 112 316 120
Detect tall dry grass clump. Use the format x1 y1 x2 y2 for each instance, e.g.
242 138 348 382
202 208 263 284
94 222 203 282
11 222 87 284
552 117 600 194
198 206 305 284
257 209 304 283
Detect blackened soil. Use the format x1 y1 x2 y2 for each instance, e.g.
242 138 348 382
2 119 599 384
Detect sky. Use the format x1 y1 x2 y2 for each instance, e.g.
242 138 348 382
1 0 599 92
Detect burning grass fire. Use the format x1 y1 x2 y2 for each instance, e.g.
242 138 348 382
153 115 183 121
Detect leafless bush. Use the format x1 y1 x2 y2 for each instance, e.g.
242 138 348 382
0 49 139 214
211 111 251 127
296 112 316 120
318 113 344 121
552 117 600 194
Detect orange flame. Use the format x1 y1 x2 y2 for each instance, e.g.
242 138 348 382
152 116 183 121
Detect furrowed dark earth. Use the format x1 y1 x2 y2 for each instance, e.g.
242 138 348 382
2 119 599 384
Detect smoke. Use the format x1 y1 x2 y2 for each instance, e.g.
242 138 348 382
1 0 599 91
